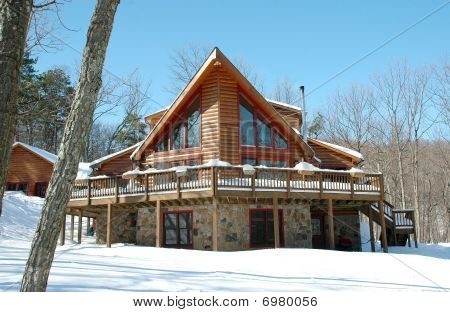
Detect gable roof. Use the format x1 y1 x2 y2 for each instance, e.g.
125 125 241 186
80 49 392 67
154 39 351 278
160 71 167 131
90 142 141 168
12 142 93 178
131 47 315 161
13 142 57 164
308 138 363 163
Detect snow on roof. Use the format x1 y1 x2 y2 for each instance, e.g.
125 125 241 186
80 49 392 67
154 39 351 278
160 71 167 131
313 139 364 160
144 107 168 120
13 142 57 164
13 142 94 178
90 142 142 167
266 98 301 112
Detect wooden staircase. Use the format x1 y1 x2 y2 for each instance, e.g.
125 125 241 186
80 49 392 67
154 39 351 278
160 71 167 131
361 201 418 250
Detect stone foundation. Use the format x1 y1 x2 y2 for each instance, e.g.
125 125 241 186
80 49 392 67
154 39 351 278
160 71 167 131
323 212 362 251
96 208 137 245
283 202 312 248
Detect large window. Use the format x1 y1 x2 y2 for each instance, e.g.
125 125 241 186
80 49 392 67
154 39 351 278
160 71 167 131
240 98 255 146
6 182 27 194
239 94 288 150
257 116 272 147
187 105 200 148
163 211 193 248
155 96 200 153
171 122 184 150
250 209 284 247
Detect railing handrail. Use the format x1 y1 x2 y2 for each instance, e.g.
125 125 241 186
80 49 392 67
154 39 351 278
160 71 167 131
71 165 383 201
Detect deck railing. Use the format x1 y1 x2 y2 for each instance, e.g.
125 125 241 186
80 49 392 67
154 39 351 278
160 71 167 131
70 166 382 202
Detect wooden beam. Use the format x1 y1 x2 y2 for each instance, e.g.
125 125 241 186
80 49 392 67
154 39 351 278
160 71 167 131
273 197 280 248
412 210 418 248
368 205 375 252
60 214 66 246
70 214 74 240
86 217 91 236
378 201 388 253
155 200 161 247
77 209 83 244
106 203 112 248
212 197 218 251
327 198 335 250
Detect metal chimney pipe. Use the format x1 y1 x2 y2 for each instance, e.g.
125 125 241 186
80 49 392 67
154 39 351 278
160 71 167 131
299 86 307 142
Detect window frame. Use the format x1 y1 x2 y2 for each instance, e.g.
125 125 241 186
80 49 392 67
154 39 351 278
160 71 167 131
249 208 285 248
162 210 194 249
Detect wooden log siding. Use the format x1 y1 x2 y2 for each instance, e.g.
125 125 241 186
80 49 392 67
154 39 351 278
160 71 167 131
272 106 301 130
307 140 356 169
6 145 54 196
95 150 134 176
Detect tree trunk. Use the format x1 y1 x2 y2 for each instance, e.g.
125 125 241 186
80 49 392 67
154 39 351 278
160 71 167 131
20 0 120 292
0 0 33 216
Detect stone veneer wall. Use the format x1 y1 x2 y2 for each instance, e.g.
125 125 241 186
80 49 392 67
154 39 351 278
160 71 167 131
96 208 137 244
131 201 313 251
283 202 312 248
323 212 362 251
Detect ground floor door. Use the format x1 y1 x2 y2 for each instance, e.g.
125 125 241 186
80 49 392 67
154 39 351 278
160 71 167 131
311 214 325 249
250 209 284 247
163 211 193 248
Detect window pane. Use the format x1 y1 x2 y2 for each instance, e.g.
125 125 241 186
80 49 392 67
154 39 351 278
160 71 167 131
240 102 255 146
164 214 177 229
156 134 169 152
273 160 287 168
274 131 287 149
172 123 184 150
187 108 200 148
186 159 199 166
154 162 170 170
165 229 177 245
251 211 266 245
179 213 192 229
6 184 17 191
257 116 272 147
242 158 257 166
18 183 27 193
259 159 272 167
179 229 192 245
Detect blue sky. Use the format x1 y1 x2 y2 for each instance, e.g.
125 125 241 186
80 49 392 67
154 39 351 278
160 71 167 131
34 0 450 123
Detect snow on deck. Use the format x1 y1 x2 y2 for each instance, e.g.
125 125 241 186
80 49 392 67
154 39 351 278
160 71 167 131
1 192 449 292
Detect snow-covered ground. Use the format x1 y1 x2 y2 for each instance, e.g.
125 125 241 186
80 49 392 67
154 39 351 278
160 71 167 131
0 191 449 292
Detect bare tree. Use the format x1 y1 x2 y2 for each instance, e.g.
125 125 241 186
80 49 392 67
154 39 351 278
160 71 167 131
0 0 33 217
21 0 120 291
323 84 375 153
272 78 296 104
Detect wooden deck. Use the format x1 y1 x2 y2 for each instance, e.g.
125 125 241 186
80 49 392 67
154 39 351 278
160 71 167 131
65 166 417 252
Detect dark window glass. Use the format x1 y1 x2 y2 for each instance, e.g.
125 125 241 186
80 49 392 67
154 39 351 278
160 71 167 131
187 107 200 148
155 134 169 152
154 162 170 170
259 159 272 167
250 210 284 246
163 211 193 247
18 183 27 193
242 158 257 166
240 100 255 146
257 116 272 147
185 159 199 166
274 131 288 149
272 160 287 168
172 123 184 150
6 183 17 191
36 182 47 198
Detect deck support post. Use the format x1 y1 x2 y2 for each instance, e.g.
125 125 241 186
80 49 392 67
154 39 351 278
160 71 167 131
106 203 112 248
155 200 161 247
327 198 335 250
86 217 91 235
392 211 398 246
412 211 418 248
273 197 280 248
368 205 375 252
70 214 75 240
93 218 96 233
212 197 218 251
60 214 66 246
379 201 388 253
77 209 83 244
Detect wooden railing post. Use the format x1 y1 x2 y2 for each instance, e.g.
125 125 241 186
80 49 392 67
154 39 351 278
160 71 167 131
115 176 119 203
212 167 217 196
350 176 354 199
87 180 92 206
392 210 398 246
286 171 290 198
319 172 323 198
145 173 149 201
176 175 181 199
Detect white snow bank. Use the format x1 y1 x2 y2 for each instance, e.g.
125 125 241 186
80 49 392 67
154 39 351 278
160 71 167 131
0 192 44 241
201 159 232 167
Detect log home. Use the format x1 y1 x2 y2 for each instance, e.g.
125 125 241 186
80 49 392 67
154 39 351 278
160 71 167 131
64 47 417 252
